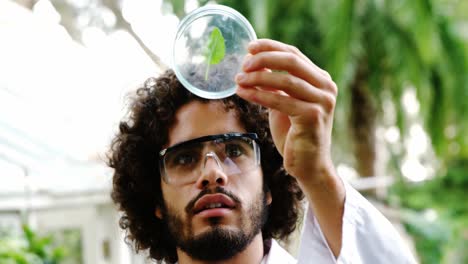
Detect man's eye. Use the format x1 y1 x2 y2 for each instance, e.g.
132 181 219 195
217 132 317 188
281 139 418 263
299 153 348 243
176 155 195 165
225 144 243 158
173 153 197 166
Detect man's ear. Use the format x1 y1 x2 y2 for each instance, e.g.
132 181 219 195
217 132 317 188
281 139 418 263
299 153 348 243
155 207 163 219
266 191 272 206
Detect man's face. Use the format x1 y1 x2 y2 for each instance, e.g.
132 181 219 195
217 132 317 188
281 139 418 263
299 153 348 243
157 101 271 261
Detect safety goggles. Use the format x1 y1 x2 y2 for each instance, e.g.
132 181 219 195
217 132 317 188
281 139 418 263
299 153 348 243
159 133 260 185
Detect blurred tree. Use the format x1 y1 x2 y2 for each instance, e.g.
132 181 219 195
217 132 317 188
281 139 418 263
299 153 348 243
14 0 168 69
100 0 167 69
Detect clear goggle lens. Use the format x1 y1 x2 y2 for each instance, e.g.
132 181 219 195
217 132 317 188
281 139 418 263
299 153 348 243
159 133 260 185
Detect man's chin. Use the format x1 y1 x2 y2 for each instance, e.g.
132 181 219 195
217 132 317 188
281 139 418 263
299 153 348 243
179 226 253 262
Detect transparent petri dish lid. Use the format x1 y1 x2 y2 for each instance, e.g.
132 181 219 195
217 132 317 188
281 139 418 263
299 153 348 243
172 4 257 99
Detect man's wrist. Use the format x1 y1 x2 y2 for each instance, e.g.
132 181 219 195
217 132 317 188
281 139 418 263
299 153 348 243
294 157 337 188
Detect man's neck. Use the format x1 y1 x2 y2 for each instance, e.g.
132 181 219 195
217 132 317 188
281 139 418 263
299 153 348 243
176 233 265 264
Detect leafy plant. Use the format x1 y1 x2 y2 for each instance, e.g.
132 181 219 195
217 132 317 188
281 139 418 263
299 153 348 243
204 26 226 80
400 209 450 264
0 225 66 264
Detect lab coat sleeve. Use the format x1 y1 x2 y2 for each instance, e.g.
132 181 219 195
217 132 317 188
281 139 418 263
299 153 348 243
297 179 417 264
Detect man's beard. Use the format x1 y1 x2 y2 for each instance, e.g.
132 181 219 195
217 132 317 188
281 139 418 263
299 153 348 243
162 186 269 262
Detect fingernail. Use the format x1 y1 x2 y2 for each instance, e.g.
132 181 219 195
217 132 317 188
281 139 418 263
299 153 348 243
248 41 258 51
236 73 246 82
243 57 252 70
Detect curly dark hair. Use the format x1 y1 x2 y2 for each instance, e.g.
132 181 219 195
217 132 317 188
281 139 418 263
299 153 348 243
108 69 304 263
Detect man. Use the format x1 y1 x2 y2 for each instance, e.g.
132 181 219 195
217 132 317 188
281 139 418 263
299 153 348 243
108 39 416 263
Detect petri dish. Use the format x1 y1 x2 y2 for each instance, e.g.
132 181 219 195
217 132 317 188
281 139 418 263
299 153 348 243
172 5 257 99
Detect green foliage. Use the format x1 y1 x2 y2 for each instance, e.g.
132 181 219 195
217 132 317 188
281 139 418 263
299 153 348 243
395 160 468 217
204 27 226 80
392 160 468 263
401 209 450 264
0 225 66 264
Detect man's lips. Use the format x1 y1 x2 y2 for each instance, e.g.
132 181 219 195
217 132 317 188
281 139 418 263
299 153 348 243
193 194 236 214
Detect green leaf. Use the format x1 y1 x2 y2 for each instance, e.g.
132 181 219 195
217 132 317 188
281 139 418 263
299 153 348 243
204 27 226 81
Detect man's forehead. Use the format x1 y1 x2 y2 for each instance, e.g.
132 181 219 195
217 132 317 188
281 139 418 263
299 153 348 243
166 101 247 146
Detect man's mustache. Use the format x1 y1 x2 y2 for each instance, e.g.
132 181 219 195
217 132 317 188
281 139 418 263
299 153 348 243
185 186 241 215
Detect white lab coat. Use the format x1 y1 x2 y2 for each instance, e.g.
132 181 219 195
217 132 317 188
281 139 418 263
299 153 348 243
261 180 417 264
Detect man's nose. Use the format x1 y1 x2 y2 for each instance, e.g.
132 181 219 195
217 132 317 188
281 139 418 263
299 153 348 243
196 152 228 188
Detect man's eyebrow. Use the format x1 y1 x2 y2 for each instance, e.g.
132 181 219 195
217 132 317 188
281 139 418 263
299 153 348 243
167 136 208 150
165 133 255 152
